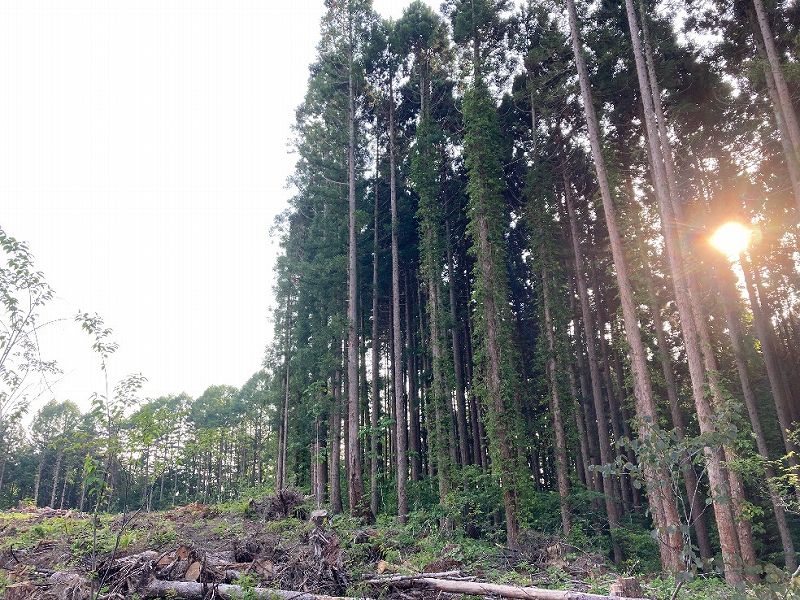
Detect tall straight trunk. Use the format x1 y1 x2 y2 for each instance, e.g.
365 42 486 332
741 256 798 457
598 319 632 514
571 300 601 494
716 263 797 569
313 418 325 508
563 181 622 563
0 454 6 500
611 348 642 510
750 0 800 162
753 269 800 423
386 335 397 473
565 2 683 571
426 263 452 528
389 81 409 523
746 10 800 212
640 8 757 578
79 458 87 512
278 292 292 491
464 319 485 470
447 220 470 467
591 278 630 512
463 33 521 546
405 271 423 481
542 263 571 535
567 367 590 488
644 276 713 563
621 0 745 578
346 21 364 516
473 209 519 548
371 122 381 519
329 367 343 514
59 466 69 510
360 313 370 476
50 448 63 508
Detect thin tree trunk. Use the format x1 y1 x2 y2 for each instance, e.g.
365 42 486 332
0 454 7 500
330 367 343 515
346 15 364 516
746 10 800 212
59 466 69 510
741 255 799 460
405 271 423 481
465 319 485 470
426 264 452 529
542 262 571 535
644 276 713 564
717 263 797 570
371 118 381 519
447 220 470 467
278 292 292 491
50 449 63 508
563 179 622 563
389 79 408 523
750 0 800 161
568 368 590 488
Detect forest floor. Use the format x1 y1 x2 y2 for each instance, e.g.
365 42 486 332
0 492 790 600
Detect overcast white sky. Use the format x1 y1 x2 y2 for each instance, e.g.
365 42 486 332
1 0 431 412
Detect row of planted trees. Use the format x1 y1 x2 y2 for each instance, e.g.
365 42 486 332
0 378 279 513
268 0 800 585
0 229 281 515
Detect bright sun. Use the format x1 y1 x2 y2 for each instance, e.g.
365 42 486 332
710 221 752 259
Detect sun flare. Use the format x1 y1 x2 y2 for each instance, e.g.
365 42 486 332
710 221 752 259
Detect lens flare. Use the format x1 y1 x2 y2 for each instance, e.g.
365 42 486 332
710 221 752 259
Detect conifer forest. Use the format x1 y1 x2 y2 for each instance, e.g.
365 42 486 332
3 0 800 598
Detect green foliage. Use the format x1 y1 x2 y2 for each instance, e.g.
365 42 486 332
445 466 504 540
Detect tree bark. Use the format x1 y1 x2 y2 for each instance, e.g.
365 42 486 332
50 448 63 508
447 220 470 467
370 115 381 520
389 79 409 524
278 292 292 492
742 255 798 457
0 454 6 500
34 453 44 507
405 271 423 481
567 367 590 488
717 262 797 570
346 12 364 516
750 0 800 161
142 579 372 600
382 576 646 600
329 366 343 515
542 262 571 535
563 179 622 563
747 9 800 213
643 276 713 564
475 210 519 549
622 0 741 578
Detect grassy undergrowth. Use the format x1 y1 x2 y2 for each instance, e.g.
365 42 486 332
1 501 798 600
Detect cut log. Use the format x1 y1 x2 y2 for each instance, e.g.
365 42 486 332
3 581 37 600
382 576 649 600
609 578 643 598
310 509 329 527
184 561 202 581
365 570 462 583
141 579 373 600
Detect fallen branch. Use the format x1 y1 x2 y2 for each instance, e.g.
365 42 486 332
382 576 649 600
364 570 462 582
141 579 374 600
